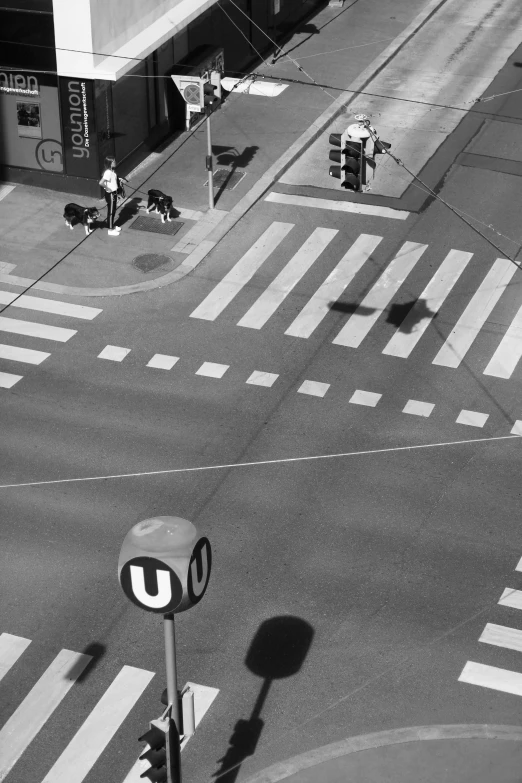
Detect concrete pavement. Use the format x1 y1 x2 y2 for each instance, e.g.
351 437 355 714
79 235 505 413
242 725 522 783
0 0 475 298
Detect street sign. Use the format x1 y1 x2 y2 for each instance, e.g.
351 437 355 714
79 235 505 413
187 537 211 605
119 556 183 614
118 517 212 614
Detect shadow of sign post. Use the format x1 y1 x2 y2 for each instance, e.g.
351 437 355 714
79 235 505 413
214 616 314 783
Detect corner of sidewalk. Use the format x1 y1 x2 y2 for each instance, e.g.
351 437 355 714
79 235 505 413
241 724 522 783
0 0 447 299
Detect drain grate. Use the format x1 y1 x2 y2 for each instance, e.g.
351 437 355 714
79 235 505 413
132 253 173 273
129 215 184 235
206 169 246 190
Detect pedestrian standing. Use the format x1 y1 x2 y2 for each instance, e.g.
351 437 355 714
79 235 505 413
99 157 126 236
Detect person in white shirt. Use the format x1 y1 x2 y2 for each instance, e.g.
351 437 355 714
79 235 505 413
99 157 126 236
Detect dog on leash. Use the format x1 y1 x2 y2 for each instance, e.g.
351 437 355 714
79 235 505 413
146 189 173 223
63 204 100 235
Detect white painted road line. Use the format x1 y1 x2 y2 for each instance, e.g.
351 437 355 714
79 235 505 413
402 399 434 417
516 557 522 573
382 249 473 359
479 622 522 654
190 222 294 321
456 410 489 428
483 303 522 379
0 633 31 684
0 648 92 782
0 184 15 202
432 257 516 368
196 362 229 378
0 316 76 342
98 345 131 361
147 354 179 370
0 343 50 365
498 588 522 611
238 227 338 330
41 665 154 783
265 192 410 220
0 291 102 320
122 682 219 783
333 241 427 348
297 380 330 397
285 234 383 339
246 371 279 387
511 421 522 436
349 390 382 407
0 371 23 389
459 660 522 698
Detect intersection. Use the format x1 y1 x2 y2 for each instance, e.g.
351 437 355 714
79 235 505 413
2 1 522 782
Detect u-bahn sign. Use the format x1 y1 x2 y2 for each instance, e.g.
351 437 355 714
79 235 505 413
118 517 211 614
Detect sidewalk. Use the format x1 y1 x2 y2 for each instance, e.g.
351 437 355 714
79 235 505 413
242 725 522 783
0 0 517 298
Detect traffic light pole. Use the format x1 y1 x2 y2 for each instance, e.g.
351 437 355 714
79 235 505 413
164 613 180 732
206 112 214 210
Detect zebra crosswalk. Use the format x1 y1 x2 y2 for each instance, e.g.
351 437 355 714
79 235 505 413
190 222 522 380
0 291 102 389
0 632 218 783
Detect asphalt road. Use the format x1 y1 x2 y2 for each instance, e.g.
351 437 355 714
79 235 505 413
3 21 522 783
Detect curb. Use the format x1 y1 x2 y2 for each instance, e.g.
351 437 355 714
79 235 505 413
5 0 450 299
240 724 522 783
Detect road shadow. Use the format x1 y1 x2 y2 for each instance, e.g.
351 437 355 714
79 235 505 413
65 642 106 683
212 145 259 205
329 302 376 316
213 616 314 783
386 299 437 332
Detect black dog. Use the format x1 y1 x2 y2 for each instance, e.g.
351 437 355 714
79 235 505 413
63 204 100 235
146 189 173 223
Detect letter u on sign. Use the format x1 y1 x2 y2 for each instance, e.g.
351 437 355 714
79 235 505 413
119 556 183 613
187 537 212 605
130 565 172 609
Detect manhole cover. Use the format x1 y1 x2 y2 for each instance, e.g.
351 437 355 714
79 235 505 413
206 169 246 190
129 215 184 235
132 253 173 273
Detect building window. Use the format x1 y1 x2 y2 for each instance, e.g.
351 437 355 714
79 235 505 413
16 101 42 138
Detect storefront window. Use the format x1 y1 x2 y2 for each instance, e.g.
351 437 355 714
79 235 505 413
16 101 42 138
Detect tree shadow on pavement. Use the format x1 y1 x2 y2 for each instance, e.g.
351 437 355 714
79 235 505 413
212 145 259 205
116 197 146 227
213 617 314 783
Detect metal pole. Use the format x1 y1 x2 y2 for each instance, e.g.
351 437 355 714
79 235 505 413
359 140 364 193
207 112 214 209
164 613 180 731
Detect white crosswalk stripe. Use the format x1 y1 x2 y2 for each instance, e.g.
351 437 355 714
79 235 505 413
41 666 154 783
285 233 382 339
0 634 218 783
0 292 102 388
0 648 92 782
189 221 522 379
238 227 338 330
332 241 427 348
190 221 294 321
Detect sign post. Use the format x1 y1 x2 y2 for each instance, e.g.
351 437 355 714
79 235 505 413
119 516 212 782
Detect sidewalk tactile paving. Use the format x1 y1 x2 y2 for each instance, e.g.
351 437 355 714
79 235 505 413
129 216 184 235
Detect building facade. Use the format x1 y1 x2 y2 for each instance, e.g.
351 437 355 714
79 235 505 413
0 0 323 196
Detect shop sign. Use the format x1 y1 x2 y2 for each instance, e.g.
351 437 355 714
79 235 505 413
59 77 98 178
0 72 39 95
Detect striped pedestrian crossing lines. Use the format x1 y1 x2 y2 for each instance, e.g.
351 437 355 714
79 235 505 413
190 222 522 380
0 292 102 389
0 632 218 783
459 557 522 700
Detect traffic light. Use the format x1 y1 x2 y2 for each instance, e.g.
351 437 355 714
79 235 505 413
201 76 219 111
139 717 180 783
328 133 361 191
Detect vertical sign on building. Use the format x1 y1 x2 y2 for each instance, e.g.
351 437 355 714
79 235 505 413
59 77 99 178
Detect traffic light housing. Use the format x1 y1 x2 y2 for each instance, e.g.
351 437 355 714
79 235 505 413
139 717 179 783
201 77 219 111
328 133 361 191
